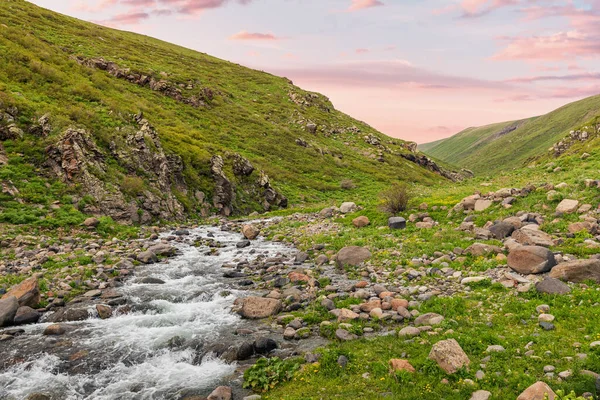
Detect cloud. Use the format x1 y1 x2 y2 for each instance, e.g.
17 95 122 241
505 72 600 83
73 0 254 18
348 0 383 12
268 59 507 92
229 31 280 41
492 30 600 61
460 0 518 18
355 48 370 54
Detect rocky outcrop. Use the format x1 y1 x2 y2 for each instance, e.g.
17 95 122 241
400 153 464 182
45 118 187 223
211 155 235 216
74 56 216 108
551 125 599 157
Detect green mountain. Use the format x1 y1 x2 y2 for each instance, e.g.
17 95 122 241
421 95 600 175
0 0 455 226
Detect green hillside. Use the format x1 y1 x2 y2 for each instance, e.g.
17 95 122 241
0 0 451 227
421 95 600 175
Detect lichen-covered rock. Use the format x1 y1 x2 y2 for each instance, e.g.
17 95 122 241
428 339 470 374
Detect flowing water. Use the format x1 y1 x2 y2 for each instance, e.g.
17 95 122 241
0 225 294 400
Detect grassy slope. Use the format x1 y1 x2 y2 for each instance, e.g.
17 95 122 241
421 95 600 175
0 0 442 225
256 139 600 399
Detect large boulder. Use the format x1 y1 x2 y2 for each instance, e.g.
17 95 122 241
512 228 554 247
336 246 371 268
516 381 556 400
507 246 556 274
242 224 260 240
0 296 18 327
549 259 600 283
13 306 41 325
2 277 40 308
236 297 282 319
556 199 579 214
428 339 470 374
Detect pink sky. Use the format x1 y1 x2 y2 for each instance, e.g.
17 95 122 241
28 0 600 143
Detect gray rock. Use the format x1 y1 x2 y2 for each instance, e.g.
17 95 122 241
470 390 491 400
340 202 357 214
137 250 157 264
489 222 515 239
0 296 18 327
13 306 40 325
388 217 406 230
535 277 571 294
336 246 371 268
335 328 357 341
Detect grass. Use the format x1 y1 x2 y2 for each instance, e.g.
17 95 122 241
0 0 443 227
422 95 600 176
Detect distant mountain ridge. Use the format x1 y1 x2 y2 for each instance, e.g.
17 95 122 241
421 95 600 175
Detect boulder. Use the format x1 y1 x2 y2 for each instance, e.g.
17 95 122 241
389 359 415 373
340 202 358 214
319 207 334 218
415 312 444 326
464 243 502 257
489 222 515 239
137 250 157 264
398 326 420 337
96 304 113 319
335 328 357 341
0 296 18 327
242 225 260 240
556 199 579 214
535 277 571 294
512 229 554 247
332 308 360 322
474 199 492 211
470 390 492 400
13 306 40 325
237 297 282 319
568 222 597 234
207 386 232 400
253 337 277 354
352 216 370 228
549 259 600 283
388 217 407 230
516 381 556 400
2 277 40 308
43 324 66 336
428 339 470 374
83 217 100 227
148 243 176 256
336 246 371 268
507 246 556 274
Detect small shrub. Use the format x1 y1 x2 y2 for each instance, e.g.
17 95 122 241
378 183 412 215
243 357 301 392
340 179 356 190
121 176 145 198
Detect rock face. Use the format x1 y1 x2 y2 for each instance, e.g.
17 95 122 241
2 277 40 308
237 297 282 319
516 381 556 400
211 155 234 216
0 296 18 327
549 259 600 283
428 339 470 374
507 246 556 274
336 246 371 268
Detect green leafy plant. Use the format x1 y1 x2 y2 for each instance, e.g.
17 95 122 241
243 357 301 392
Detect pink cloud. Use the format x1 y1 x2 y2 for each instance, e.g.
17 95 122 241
505 72 600 84
355 48 370 54
492 30 600 61
460 0 518 18
74 0 254 18
348 0 383 12
229 31 280 41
